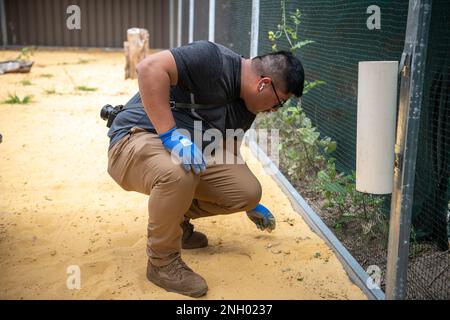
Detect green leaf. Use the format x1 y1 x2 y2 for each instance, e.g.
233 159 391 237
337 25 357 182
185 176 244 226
317 170 330 182
299 127 320 145
342 212 354 217
314 154 325 161
325 141 337 153
303 80 326 94
292 40 315 51
301 117 312 128
323 182 347 195
290 14 301 26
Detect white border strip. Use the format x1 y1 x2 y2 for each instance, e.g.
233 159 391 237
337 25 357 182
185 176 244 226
244 136 385 300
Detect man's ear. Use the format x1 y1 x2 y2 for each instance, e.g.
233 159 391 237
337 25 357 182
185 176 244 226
258 78 268 92
258 83 265 92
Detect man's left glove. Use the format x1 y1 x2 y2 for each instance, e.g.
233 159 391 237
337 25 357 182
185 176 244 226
159 127 206 174
246 203 276 232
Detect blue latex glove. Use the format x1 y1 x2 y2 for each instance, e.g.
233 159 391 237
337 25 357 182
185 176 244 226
159 127 206 174
246 203 276 232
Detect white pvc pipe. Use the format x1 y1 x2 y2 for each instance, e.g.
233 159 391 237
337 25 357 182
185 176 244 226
250 0 260 58
208 0 215 42
177 0 182 47
356 61 398 194
189 0 194 43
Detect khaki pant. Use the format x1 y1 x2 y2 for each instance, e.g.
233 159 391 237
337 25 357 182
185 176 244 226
107 126 262 267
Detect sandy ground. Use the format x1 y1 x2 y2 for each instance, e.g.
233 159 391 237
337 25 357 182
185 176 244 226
0 49 366 300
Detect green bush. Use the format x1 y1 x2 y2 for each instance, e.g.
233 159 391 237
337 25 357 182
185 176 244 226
3 93 32 104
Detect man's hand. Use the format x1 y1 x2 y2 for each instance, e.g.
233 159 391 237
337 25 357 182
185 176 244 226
246 203 276 232
159 127 206 174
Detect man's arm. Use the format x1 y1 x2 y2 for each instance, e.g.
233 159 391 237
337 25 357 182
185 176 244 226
136 50 178 134
136 50 206 174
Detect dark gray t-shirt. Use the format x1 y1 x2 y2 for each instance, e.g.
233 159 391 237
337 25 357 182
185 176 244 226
107 41 256 151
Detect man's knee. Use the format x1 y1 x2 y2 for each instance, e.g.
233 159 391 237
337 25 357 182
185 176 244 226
216 170 262 212
219 177 261 212
240 178 262 211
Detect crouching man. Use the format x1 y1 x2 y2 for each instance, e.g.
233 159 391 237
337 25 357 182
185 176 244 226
107 40 304 297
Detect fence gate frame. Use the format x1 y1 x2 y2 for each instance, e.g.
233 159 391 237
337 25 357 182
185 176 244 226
385 0 432 300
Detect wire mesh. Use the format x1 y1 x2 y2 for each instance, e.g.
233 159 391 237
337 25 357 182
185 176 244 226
212 0 252 57
406 0 449 299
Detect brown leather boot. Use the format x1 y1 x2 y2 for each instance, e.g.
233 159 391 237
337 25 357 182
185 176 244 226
181 219 208 249
146 257 208 298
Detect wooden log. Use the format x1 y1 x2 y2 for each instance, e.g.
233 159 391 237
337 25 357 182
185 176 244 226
124 28 150 79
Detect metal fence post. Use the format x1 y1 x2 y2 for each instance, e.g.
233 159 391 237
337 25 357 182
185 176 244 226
177 0 183 47
188 0 194 43
0 0 7 46
208 0 215 42
169 0 174 48
385 0 432 300
250 0 260 58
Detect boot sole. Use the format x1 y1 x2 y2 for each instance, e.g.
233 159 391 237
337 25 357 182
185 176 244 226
181 240 208 250
146 273 208 298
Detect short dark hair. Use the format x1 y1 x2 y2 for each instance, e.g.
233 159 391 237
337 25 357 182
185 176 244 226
252 51 305 97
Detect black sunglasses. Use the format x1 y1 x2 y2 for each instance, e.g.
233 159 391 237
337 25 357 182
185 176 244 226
261 75 286 110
